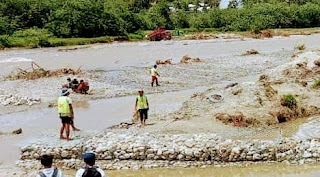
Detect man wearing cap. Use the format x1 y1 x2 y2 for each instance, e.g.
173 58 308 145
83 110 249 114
58 88 74 141
76 152 106 177
135 89 149 126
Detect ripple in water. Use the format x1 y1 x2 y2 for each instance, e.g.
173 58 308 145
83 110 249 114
0 57 33 63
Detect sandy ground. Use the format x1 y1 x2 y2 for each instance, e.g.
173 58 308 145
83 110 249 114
2 35 320 176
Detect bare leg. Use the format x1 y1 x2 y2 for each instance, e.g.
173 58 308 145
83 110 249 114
70 120 81 131
60 124 66 139
66 124 71 141
71 123 81 131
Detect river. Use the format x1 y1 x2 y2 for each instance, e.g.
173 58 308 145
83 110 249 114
2 35 320 176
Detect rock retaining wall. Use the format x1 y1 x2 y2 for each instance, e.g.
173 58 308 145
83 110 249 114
18 132 320 170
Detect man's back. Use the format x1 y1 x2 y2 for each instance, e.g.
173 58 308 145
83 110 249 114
75 166 106 177
36 167 64 177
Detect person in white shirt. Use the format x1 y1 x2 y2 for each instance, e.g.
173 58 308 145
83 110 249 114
75 152 106 177
36 155 64 177
150 65 160 87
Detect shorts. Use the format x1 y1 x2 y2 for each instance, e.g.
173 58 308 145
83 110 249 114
138 109 148 121
152 76 157 82
60 116 71 124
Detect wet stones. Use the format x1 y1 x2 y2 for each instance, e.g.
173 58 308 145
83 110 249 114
0 89 41 106
17 133 320 170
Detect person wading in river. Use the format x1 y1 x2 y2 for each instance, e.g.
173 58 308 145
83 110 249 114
150 65 160 87
58 88 80 141
135 89 149 127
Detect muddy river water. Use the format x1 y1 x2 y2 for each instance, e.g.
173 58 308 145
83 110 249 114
1 35 320 75
62 163 320 177
2 35 320 176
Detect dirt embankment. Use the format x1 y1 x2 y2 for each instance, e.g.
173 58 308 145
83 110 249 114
145 50 320 131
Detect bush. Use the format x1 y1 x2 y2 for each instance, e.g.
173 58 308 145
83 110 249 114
48 36 111 47
281 94 297 109
127 30 146 41
10 28 53 48
170 11 190 29
0 35 11 48
294 43 306 50
313 78 320 88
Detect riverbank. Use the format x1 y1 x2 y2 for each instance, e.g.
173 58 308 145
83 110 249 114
1 27 320 49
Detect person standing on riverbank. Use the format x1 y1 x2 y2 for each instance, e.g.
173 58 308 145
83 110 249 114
135 89 149 126
150 65 160 87
36 155 64 177
58 88 78 141
76 152 106 177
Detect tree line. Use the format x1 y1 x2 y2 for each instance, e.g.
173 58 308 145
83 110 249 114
0 0 320 38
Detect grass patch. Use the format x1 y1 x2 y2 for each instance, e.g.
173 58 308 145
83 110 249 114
127 30 146 41
48 36 111 47
294 44 306 51
313 79 320 89
0 28 112 49
281 94 297 109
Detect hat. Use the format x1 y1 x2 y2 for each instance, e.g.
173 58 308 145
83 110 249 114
83 152 95 160
61 88 70 96
138 88 144 92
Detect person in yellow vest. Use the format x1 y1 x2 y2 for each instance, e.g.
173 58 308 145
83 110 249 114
58 88 78 141
135 89 149 126
150 65 160 87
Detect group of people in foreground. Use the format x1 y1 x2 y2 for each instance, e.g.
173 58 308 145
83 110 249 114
36 152 106 177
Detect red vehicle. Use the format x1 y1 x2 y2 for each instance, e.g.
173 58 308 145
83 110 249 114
147 27 172 41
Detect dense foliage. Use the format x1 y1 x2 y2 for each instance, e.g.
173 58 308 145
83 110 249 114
0 0 320 38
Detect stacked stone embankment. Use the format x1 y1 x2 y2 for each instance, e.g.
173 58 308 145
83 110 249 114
17 132 320 170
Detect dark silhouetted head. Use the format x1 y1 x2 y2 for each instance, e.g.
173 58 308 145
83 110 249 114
83 152 96 166
41 155 53 168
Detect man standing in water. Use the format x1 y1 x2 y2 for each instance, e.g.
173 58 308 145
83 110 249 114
58 88 79 141
135 89 149 126
150 65 160 87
